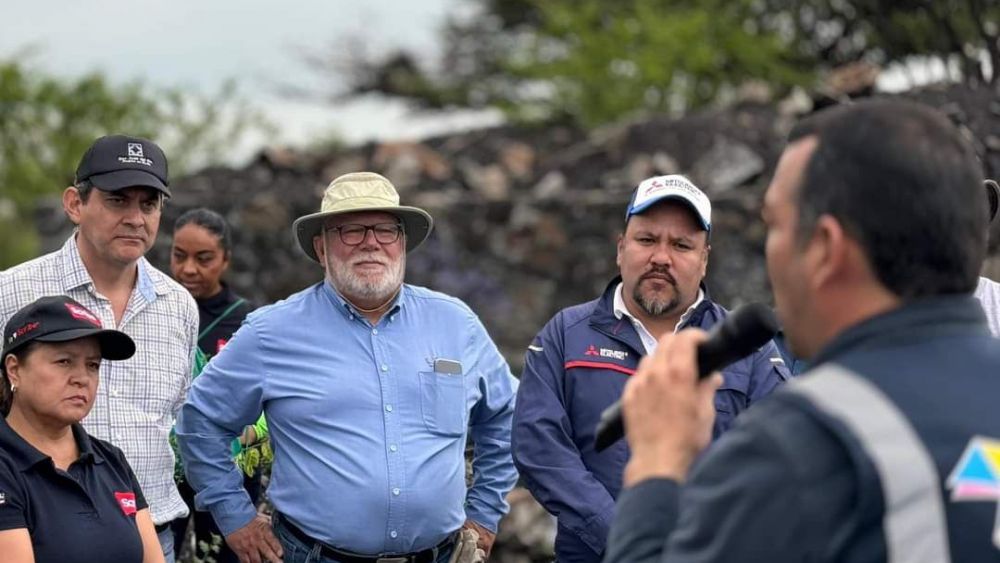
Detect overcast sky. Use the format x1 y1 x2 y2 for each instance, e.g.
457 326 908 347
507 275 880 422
1 0 500 160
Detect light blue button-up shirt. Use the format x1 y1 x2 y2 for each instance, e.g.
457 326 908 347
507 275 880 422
176 282 518 555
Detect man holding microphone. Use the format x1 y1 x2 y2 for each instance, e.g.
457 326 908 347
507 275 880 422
606 100 1000 562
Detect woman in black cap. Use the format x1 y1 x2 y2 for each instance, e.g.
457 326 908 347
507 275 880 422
0 295 164 563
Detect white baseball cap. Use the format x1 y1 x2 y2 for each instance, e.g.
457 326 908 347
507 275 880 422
626 174 711 231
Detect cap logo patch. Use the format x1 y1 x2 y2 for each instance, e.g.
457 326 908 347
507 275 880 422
114 491 137 516
9 321 40 344
638 176 704 203
65 303 101 327
118 143 153 167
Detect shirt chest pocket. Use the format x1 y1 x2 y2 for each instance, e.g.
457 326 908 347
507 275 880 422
713 361 751 414
418 371 468 437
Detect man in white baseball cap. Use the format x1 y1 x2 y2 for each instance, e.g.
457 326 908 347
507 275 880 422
177 172 518 563
511 174 789 563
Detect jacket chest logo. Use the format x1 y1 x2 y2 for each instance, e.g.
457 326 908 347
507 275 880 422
946 436 1000 549
584 344 629 360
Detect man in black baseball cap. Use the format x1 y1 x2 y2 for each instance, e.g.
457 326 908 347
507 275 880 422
0 133 200 563
75 134 171 197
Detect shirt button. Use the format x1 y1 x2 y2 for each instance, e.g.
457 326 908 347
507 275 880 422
372 328 378 335
392 487 400 496
385 404 393 412
389 444 398 452
111 389 119 397
381 364 389 372
390 531 398 539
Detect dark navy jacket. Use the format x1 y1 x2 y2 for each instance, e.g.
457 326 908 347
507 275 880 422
605 296 1000 563
512 279 790 563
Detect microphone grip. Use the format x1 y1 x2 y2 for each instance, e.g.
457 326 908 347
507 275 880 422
594 402 624 451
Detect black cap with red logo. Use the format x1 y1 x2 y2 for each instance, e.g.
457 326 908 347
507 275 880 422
2 296 135 372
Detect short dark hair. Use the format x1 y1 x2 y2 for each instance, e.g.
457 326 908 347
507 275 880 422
787 99 986 299
74 179 96 202
174 208 232 255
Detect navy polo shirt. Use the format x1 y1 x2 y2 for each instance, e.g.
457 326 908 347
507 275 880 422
0 416 147 563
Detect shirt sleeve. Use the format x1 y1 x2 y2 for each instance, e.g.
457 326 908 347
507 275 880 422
464 313 519 533
117 448 149 512
172 292 200 418
512 316 617 557
107 444 149 510
0 461 27 531
605 398 866 563
176 319 267 536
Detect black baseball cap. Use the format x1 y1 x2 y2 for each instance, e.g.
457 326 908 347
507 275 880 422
75 135 171 197
2 296 135 373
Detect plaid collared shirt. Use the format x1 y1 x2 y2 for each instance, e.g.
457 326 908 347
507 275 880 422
0 235 198 524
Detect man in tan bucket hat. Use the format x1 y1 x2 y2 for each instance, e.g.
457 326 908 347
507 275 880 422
177 172 518 563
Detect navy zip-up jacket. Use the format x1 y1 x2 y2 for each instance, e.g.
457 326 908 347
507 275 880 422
512 279 790 563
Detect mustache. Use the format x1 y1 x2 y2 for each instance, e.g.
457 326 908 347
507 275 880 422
640 268 677 286
349 253 388 266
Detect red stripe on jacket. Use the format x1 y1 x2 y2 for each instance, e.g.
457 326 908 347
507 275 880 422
564 360 636 376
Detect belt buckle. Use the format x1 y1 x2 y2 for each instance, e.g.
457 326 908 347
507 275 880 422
376 558 409 563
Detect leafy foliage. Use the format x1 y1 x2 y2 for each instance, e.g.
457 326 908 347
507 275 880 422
0 58 273 268
330 0 998 127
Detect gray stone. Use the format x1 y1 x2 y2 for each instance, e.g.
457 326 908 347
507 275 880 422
692 136 765 192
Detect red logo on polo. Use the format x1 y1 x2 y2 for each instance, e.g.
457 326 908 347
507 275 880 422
115 492 137 516
65 303 101 327
585 345 600 356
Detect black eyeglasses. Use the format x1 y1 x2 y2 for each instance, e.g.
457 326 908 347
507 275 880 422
326 223 404 246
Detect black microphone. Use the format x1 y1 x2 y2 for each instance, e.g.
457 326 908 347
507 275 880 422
593 303 780 452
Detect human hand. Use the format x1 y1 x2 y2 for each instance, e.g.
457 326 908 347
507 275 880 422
621 329 722 486
462 520 495 557
449 526 487 563
224 513 283 563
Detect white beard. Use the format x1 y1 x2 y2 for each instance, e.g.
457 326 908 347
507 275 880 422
327 251 405 303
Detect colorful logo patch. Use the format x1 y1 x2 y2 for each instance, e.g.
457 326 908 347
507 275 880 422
947 436 1000 501
946 436 1000 549
114 491 137 516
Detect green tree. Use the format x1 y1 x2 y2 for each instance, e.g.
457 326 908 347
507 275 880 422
0 58 273 268
752 0 999 87
329 0 997 127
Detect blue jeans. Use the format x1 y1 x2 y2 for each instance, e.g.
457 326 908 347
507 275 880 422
273 514 454 563
157 525 176 563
